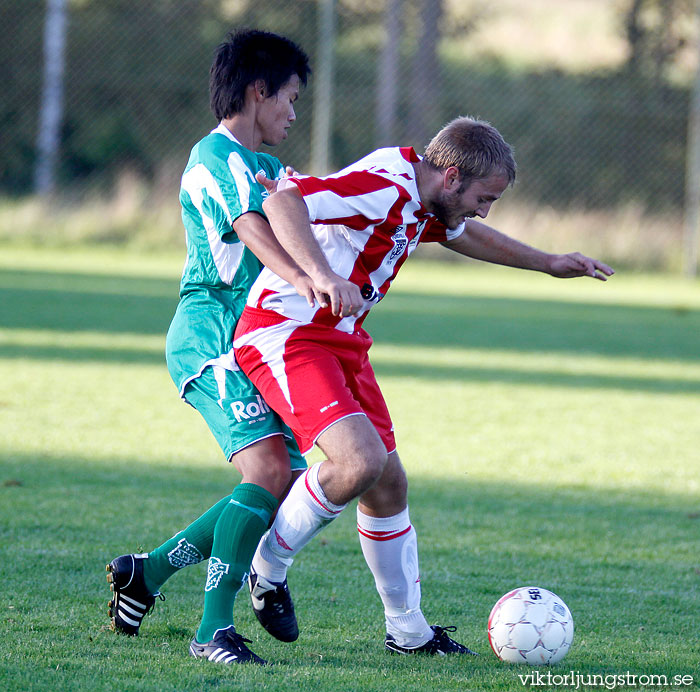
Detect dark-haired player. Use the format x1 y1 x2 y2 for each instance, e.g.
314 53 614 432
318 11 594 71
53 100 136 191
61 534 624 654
106 28 317 665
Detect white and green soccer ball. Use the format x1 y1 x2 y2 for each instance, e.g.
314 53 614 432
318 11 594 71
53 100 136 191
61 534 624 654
488 586 574 665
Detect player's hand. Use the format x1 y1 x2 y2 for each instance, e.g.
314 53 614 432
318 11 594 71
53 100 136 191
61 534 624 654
313 273 364 317
255 166 300 195
548 252 614 281
292 274 333 310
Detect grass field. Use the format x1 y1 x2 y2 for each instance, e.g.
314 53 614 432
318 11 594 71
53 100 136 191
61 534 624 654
1 246 699 692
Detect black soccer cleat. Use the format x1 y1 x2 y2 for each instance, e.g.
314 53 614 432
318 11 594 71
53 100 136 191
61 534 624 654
385 625 479 656
106 553 162 636
248 566 299 642
189 626 266 665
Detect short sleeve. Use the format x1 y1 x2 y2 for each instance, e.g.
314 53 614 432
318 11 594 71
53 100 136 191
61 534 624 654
420 218 465 243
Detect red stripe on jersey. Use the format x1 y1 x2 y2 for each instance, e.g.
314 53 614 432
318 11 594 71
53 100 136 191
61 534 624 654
342 187 421 298
255 288 279 310
357 525 412 541
372 167 412 181
316 213 382 231
421 215 452 243
291 171 396 199
244 148 454 336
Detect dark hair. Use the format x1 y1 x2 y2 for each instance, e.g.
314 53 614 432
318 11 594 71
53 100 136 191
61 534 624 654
209 29 311 120
424 116 516 187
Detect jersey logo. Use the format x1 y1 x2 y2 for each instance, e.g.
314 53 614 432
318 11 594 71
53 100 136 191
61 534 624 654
389 225 408 261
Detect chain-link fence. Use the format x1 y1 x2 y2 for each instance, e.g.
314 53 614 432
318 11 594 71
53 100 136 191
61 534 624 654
0 0 694 210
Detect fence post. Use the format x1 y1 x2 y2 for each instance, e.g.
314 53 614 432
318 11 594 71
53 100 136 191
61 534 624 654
375 0 403 147
34 0 68 196
683 0 700 278
310 0 336 174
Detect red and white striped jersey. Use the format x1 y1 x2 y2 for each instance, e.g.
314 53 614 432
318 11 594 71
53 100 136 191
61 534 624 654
244 146 464 333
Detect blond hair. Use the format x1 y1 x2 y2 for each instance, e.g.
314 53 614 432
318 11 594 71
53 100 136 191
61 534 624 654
424 116 516 187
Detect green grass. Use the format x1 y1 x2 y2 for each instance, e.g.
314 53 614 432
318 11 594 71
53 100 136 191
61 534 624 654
1 246 699 692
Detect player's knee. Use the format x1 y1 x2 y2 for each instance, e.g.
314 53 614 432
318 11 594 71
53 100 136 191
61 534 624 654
359 453 407 512
231 438 293 498
239 462 291 498
350 447 388 490
264 460 293 496
386 464 407 501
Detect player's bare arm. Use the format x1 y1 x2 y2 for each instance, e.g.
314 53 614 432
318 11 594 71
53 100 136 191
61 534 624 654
442 219 614 281
262 186 364 316
233 212 324 307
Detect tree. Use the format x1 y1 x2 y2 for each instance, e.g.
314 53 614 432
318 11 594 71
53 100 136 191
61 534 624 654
623 0 696 84
310 0 336 173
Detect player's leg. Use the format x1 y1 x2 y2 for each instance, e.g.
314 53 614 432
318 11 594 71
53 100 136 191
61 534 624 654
236 324 390 641
134 372 299 594
247 413 388 641
106 487 235 636
193 436 285 646
247 434 305 642
107 365 302 649
106 367 236 636
356 452 430 648
357 452 477 656
185 367 303 662
187 433 304 660
252 413 386 570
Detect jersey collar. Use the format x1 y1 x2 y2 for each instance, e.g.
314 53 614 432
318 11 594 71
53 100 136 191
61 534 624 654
211 122 243 146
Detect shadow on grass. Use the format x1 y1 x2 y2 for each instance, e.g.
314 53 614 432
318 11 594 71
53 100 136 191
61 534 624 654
2 268 699 396
366 292 700 362
0 269 178 336
1 451 697 683
2 450 697 591
373 360 700 394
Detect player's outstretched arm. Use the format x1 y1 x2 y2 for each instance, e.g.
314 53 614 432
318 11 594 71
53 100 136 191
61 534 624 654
262 186 364 316
442 219 614 281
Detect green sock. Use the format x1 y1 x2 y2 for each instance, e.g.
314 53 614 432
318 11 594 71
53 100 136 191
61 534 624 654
142 496 230 594
196 483 277 643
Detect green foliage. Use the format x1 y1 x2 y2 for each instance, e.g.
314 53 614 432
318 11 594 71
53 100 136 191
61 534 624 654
439 63 689 208
1 247 699 691
622 0 697 82
61 0 225 180
0 1 44 192
0 0 694 209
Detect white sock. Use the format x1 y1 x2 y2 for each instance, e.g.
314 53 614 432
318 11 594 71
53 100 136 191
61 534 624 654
252 463 346 584
357 506 433 648
251 529 293 584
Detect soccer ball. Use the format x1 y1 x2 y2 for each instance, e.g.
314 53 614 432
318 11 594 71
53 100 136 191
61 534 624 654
487 586 574 665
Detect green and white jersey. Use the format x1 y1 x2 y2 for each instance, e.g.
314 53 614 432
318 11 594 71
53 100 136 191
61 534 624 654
166 123 285 397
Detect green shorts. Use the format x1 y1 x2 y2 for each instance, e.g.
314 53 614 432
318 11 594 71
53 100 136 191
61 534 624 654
184 364 306 470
